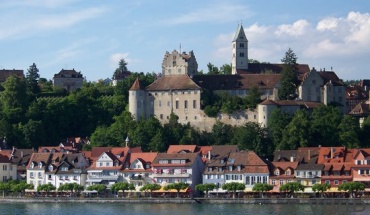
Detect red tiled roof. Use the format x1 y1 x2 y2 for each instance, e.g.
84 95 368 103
152 153 199 167
146 75 201 91
167 145 198 154
129 78 144 90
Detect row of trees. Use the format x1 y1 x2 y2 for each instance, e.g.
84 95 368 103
0 180 33 197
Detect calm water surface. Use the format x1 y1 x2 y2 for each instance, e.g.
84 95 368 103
1 203 369 215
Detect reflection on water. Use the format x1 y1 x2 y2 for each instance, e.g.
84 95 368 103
1 203 369 215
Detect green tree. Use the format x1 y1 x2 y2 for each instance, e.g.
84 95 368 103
26 63 41 95
111 182 134 197
86 184 106 195
245 86 261 109
195 183 217 198
252 183 273 198
310 105 341 147
209 121 233 146
164 182 189 198
338 181 365 198
219 64 232 75
58 183 84 196
360 116 370 147
279 110 311 150
267 108 291 149
207 63 220 75
113 59 128 79
312 183 331 198
1 75 29 113
222 182 245 198
37 184 56 196
278 48 298 100
140 183 161 198
9 180 33 197
338 115 360 148
231 122 272 157
279 182 304 198
0 182 11 198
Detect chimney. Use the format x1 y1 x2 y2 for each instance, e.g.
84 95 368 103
308 150 311 161
21 151 23 158
208 151 211 160
125 136 130 147
290 156 294 162
331 147 333 159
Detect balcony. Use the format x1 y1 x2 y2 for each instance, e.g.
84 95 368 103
153 173 190 178
88 175 119 180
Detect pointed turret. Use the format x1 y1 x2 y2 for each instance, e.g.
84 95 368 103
130 78 144 91
129 78 146 120
232 24 249 74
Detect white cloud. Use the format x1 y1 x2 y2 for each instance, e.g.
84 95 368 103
317 17 339 31
275 19 310 37
162 3 252 25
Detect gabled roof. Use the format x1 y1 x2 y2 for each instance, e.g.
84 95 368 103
0 69 24 82
129 78 144 91
295 164 324 171
167 145 198 154
236 63 310 78
145 75 201 91
273 150 297 162
53 69 83 78
317 71 345 86
317 147 346 164
192 74 280 91
27 153 52 169
349 103 369 116
152 153 199 167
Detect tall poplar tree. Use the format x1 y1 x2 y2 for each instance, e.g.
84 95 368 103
278 48 298 100
26 63 41 95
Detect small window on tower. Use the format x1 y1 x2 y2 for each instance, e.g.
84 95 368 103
239 43 244 48
239 53 244 57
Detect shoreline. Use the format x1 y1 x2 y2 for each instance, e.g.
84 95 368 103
1 197 370 204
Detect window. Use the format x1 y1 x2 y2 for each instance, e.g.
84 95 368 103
30 172 34 178
184 100 188 109
239 52 244 57
2 165 7 171
38 172 42 178
167 101 171 107
175 101 179 109
239 43 244 48
279 180 284 185
271 179 276 185
325 180 330 184
334 180 339 185
311 179 316 185
159 101 162 107
106 162 110 166
48 165 53 172
193 100 197 109
100 162 103 167
2 176 7 182
286 170 291 176
343 180 347 184
274 170 280 176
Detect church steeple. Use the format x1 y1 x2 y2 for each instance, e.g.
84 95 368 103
232 24 249 74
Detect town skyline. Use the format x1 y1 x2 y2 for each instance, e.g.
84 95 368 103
0 0 369 81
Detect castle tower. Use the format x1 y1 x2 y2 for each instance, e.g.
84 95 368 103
162 50 198 76
232 24 248 74
129 78 146 120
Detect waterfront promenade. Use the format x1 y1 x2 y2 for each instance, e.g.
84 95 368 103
1 197 370 205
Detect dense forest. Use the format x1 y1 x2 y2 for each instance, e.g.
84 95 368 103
1 60 369 160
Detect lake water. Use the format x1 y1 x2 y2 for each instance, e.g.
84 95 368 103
1 202 369 215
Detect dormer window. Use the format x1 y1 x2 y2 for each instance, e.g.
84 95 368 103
218 167 222 172
286 169 291 176
228 166 233 171
237 166 241 171
38 162 43 168
208 167 212 172
274 170 280 176
115 160 119 167
61 166 68 171
30 162 35 169
48 165 53 172
146 163 150 169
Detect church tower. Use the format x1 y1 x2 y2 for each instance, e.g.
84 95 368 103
232 24 248 74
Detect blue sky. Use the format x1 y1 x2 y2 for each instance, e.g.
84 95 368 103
1 0 370 82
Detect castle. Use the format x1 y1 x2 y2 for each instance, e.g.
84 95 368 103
129 24 346 131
